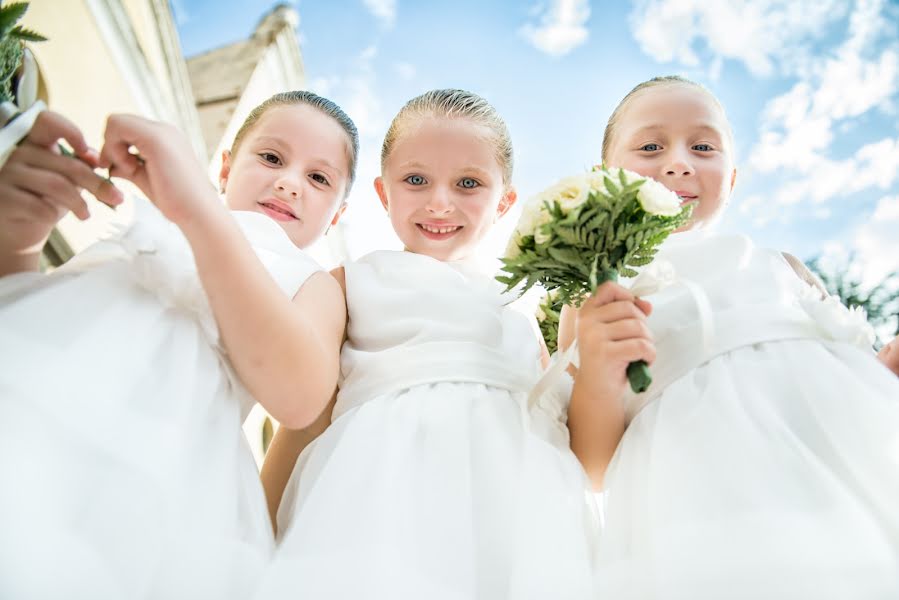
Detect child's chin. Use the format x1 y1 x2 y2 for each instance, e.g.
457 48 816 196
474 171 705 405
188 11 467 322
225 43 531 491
413 241 471 261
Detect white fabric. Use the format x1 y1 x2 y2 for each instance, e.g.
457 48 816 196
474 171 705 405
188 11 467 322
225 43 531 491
0 199 322 599
260 250 600 599
597 230 899 599
0 100 45 169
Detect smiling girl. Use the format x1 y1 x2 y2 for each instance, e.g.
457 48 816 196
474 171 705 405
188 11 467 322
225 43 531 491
257 89 602 599
0 91 356 599
563 76 899 599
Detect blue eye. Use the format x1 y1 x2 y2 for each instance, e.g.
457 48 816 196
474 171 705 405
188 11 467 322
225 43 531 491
639 144 661 152
405 175 426 185
459 178 479 189
260 152 281 164
693 144 713 152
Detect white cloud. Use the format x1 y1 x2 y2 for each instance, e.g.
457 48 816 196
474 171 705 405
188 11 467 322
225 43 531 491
729 0 899 235
303 45 398 262
628 0 849 77
362 0 396 27
360 45 378 62
767 136 899 207
394 62 416 81
307 76 340 98
871 194 899 222
170 0 191 25
734 136 899 227
519 0 591 57
852 194 899 286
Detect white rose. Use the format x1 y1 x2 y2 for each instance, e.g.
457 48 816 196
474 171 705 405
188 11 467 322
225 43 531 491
512 192 555 246
533 228 552 245
548 174 591 214
504 195 553 257
799 287 876 350
586 170 609 195
515 195 548 236
636 176 681 216
503 232 523 260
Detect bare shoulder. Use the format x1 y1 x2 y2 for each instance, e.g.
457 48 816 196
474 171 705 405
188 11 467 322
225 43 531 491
781 251 828 297
329 265 346 294
291 269 347 337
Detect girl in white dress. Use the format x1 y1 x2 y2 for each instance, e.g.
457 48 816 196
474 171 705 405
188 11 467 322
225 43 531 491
0 92 356 599
257 89 612 599
566 76 899 599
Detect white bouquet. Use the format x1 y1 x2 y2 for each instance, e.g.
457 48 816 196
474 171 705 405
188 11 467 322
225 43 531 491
498 166 691 393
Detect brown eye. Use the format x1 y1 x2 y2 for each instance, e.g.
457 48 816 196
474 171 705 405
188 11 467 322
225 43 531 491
311 173 330 186
260 153 281 164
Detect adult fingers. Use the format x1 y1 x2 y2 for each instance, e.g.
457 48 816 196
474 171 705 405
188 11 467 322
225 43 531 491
0 183 60 224
8 162 90 220
28 110 91 157
18 143 123 207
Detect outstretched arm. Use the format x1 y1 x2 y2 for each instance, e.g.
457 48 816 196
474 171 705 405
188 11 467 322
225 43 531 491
260 395 336 534
100 115 343 428
563 283 655 491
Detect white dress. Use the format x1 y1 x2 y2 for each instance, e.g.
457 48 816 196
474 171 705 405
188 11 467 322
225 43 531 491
0 201 322 600
597 231 899 599
258 250 600 599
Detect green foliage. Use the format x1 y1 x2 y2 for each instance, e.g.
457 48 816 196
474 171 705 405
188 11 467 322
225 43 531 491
536 293 563 354
498 174 692 308
807 254 899 345
0 2 44 104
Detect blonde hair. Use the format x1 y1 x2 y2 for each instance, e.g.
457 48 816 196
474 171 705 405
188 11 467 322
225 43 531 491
381 89 514 187
231 91 360 196
601 75 736 163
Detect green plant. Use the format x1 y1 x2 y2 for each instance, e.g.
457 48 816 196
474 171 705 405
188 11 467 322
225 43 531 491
0 2 45 103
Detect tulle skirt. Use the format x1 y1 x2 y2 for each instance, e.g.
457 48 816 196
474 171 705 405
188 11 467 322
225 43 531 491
257 382 600 599
597 340 899 599
0 236 272 599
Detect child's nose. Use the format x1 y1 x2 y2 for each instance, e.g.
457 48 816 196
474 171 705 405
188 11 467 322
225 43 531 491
664 151 695 177
276 176 301 198
425 188 454 214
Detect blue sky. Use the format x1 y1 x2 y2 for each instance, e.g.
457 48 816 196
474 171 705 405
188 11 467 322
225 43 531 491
174 0 899 283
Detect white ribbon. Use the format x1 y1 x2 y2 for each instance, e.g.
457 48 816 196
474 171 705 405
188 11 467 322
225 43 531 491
526 259 716 410
0 49 44 169
0 100 45 169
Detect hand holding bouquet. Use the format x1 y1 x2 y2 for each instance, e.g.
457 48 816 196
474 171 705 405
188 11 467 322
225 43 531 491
498 166 691 393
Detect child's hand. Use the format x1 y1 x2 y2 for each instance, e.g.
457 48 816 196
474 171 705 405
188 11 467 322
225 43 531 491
570 281 655 400
877 337 899 377
0 110 123 252
99 114 219 228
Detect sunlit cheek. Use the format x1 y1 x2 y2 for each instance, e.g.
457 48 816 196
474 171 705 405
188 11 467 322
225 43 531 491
463 195 499 229
616 155 654 178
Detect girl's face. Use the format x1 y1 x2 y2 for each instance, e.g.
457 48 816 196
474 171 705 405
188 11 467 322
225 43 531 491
605 85 737 229
220 104 350 248
375 118 516 261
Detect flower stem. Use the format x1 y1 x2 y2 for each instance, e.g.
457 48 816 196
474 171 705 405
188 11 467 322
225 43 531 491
590 266 653 394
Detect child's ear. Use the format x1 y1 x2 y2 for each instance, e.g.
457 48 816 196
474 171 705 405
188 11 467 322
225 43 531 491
495 187 517 220
330 202 348 227
374 176 389 212
218 150 232 194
